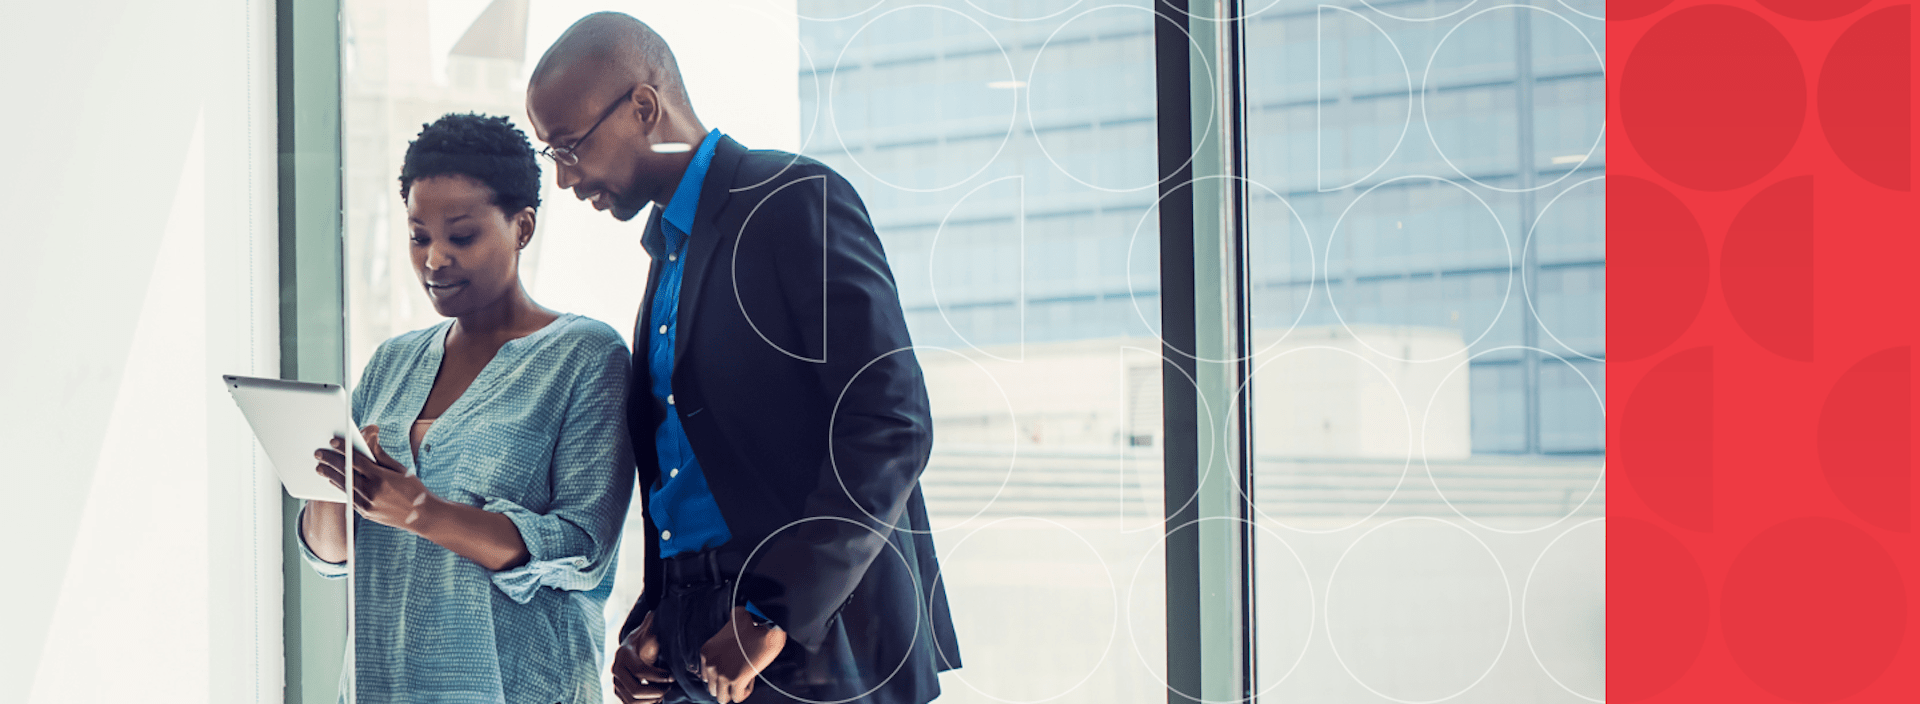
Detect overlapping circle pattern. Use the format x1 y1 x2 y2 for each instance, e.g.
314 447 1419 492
796 2 1910 703
1613 1 1914 702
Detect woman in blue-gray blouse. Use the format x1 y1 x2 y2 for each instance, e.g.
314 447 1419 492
304 112 633 704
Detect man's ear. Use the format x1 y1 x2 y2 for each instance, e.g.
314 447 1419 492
632 85 660 129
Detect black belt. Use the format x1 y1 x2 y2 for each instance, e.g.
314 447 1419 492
660 548 751 586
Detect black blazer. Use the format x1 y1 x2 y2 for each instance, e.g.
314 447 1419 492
618 136 960 704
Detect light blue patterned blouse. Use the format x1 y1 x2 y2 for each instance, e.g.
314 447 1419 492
299 313 635 704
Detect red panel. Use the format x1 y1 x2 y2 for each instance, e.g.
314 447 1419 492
1609 2 1919 702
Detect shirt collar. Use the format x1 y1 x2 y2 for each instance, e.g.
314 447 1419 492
661 128 724 236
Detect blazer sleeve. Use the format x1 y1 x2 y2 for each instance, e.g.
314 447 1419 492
737 168 935 652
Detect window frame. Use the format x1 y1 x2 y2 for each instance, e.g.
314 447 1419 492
277 0 349 701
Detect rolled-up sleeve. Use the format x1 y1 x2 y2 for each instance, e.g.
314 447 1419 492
295 502 349 580
486 340 635 604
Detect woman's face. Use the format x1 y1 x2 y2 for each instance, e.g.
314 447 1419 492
404 175 534 319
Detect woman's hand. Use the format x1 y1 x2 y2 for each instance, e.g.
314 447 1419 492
315 425 439 531
315 425 531 570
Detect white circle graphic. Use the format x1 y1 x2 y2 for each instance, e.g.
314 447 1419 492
1235 345 1415 534
1361 0 1481 22
732 515 925 704
933 517 1119 703
1419 346 1604 534
1312 4 1415 193
1555 0 1606 22
1420 4 1605 193
1521 175 1606 362
1324 516 1513 704
1125 175 1318 363
797 0 888 23
827 4 1020 193
1321 175 1513 364
824 346 1020 535
964 0 1085 22
1522 517 1606 702
1125 517 1316 704
1026 4 1215 193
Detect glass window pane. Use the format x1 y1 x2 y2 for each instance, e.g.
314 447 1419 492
1246 3 1605 702
803 4 1168 703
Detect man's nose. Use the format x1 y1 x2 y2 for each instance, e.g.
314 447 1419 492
554 162 580 191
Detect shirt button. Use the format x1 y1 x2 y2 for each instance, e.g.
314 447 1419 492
667 394 675 405
661 530 672 541
658 324 668 335
668 253 677 261
670 468 679 478
422 443 431 452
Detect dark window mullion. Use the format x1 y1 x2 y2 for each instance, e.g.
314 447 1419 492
1155 2 1202 704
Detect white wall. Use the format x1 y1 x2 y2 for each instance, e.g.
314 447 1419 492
0 1 282 702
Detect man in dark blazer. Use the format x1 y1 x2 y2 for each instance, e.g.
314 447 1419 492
525 12 959 704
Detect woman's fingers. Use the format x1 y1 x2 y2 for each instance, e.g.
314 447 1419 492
318 452 383 512
315 461 346 491
315 446 348 473
315 449 374 503
339 428 410 478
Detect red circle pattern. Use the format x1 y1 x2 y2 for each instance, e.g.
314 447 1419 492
1721 517 1907 703
1757 0 1873 21
1612 2 1917 701
1622 5 1807 191
1609 517 1710 702
1611 0 1678 21
1817 347 1913 532
1817 5 1912 191
1621 347 1715 532
1605 176 1709 362
1719 176 1815 360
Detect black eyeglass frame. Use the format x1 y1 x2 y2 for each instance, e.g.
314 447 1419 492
539 90 631 166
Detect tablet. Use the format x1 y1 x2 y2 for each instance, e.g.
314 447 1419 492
223 374 375 503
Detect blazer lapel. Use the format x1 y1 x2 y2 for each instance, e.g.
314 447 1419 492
672 136 747 372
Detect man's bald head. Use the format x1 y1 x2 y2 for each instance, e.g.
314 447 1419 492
525 13 710 221
531 12 692 112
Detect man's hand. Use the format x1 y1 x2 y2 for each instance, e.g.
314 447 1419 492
700 606 787 704
612 611 676 703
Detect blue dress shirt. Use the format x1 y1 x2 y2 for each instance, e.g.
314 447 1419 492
644 128 734 559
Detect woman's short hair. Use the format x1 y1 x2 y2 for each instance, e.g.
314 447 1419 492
399 113 542 213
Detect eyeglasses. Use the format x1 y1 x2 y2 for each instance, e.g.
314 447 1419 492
538 91 628 166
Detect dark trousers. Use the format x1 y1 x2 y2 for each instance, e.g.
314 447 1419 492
654 551 811 704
